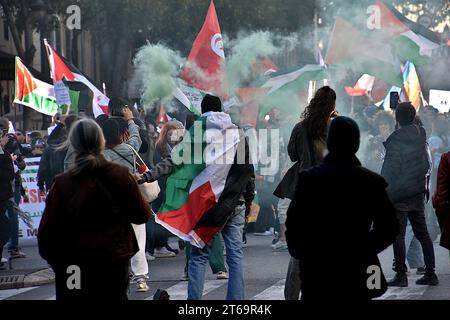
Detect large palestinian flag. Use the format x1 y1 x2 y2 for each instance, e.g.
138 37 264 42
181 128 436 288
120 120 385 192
44 40 108 117
374 0 440 66
14 57 58 116
155 112 253 248
325 17 403 87
259 64 327 117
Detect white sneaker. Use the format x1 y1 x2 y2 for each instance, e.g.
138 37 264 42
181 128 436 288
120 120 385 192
216 271 229 280
154 247 176 258
272 240 288 251
1 258 7 263
254 230 273 236
146 252 155 261
136 278 149 292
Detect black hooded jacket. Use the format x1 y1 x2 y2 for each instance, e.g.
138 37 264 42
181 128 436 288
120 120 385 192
286 153 398 300
37 124 67 191
381 124 430 204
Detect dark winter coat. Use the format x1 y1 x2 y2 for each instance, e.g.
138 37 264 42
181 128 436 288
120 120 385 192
37 146 67 191
381 124 430 204
432 151 450 250
0 148 14 203
274 121 327 199
38 159 151 266
286 153 399 300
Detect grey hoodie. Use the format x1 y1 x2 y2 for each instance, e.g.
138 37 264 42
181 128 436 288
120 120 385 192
103 121 142 173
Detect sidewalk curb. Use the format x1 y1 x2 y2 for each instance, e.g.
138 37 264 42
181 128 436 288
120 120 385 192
0 268 54 290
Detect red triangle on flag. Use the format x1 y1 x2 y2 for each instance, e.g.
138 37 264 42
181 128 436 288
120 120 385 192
47 45 76 81
375 0 409 35
182 1 225 94
15 57 37 100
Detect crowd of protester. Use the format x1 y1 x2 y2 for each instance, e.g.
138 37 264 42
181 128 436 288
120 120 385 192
1 87 450 301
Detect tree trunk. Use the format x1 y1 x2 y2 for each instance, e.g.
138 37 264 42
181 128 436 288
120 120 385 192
110 37 131 97
22 19 36 131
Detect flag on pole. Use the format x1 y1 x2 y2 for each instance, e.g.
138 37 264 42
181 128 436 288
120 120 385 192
374 0 440 66
155 112 252 248
402 61 422 110
44 39 109 117
325 17 403 87
259 64 327 117
173 85 208 116
13 57 58 116
181 1 225 95
345 74 376 97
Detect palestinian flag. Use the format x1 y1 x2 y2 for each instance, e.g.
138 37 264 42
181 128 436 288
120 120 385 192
173 85 208 116
14 57 58 116
374 0 440 66
259 64 327 117
325 17 403 87
44 39 108 117
236 88 268 128
155 112 252 248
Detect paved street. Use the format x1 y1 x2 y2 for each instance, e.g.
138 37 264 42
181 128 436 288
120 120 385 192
1 234 450 300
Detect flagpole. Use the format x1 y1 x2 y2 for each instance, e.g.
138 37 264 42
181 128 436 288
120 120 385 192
44 38 72 115
351 96 354 115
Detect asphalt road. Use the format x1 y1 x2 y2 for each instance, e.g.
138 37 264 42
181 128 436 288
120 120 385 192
1 234 450 300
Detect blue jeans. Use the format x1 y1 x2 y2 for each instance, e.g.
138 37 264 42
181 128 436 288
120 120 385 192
188 204 245 300
6 203 18 252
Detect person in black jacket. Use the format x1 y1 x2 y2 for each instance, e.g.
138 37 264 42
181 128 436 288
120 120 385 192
381 102 438 287
0 118 15 269
286 116 399 301
274 86 337 300
37 115 78 196
3 133 27 258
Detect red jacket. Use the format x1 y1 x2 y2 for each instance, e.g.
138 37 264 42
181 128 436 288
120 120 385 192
432 152 450 250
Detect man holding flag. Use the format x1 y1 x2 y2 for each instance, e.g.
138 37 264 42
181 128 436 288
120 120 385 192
140 94 254 300
186 95 254 300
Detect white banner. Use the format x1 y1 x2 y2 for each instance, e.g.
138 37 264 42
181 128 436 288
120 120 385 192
54 80 72 106
18 157 45 240
429 89 450 113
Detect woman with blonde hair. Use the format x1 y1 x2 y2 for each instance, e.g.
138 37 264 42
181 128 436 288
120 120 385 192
38 119 151 300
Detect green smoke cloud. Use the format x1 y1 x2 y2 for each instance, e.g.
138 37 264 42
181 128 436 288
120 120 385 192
133 43 185 109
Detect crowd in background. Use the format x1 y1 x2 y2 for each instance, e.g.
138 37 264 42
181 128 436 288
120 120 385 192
1 90 450 300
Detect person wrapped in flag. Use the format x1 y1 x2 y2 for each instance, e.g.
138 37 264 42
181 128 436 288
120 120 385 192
139 94 255 300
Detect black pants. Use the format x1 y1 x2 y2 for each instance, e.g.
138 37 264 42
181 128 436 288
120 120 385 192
393 197 436 273
53 258 130 301
0 201 11 260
